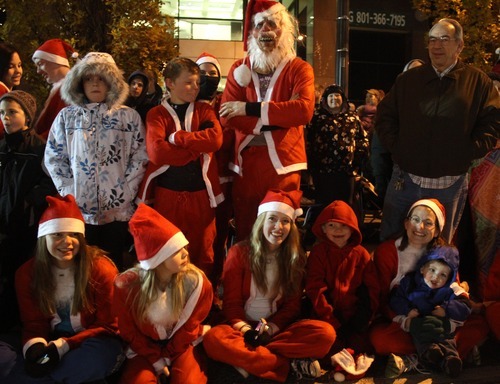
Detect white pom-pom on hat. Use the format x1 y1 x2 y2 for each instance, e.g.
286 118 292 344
233 59 252 87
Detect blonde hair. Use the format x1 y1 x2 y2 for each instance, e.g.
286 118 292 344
125 261 202 323
32 234 105 316
248 213 306 297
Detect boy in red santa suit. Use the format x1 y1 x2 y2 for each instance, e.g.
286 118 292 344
32 39 78 139
113 203 213 384
138 57 223 279
219 0 315 241
305 200 379 355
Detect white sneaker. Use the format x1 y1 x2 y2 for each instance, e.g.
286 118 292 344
385 353 430 378
290 358 321 379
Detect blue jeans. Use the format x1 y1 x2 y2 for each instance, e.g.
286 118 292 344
5 337 124 384
380 165 468 243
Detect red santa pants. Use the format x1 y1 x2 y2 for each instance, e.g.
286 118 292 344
154 187 216 278
203 320 335 383
232 146 301 241
119 344 207 384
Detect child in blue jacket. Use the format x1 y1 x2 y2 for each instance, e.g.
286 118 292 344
390 246 472 378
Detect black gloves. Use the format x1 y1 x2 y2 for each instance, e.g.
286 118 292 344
198 121 214 130
243 329 272 347
409 315 452 344
25 343 60 378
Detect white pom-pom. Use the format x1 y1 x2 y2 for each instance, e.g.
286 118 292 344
333 372 345 382
71 52 79 59
233 63 251 87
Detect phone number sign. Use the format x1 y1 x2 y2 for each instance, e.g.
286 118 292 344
349 10 407 29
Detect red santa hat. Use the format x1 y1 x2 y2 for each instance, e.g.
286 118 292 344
195 52 221 77
408 198 446 231
257 189 303 220
129 204 189 270
234 0 286 87
38 195 85 238
32 39 78 67
242 0 286 52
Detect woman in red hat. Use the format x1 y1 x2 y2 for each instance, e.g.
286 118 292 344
113 203 213 384
370 198 489 378
9 194 122 383
203 189 335 382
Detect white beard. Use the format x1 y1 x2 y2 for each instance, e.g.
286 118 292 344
247 32 294 74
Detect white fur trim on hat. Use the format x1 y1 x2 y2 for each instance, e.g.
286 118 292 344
196 55 221 77
138 231 189 270
258 202 303 220
253 3 286 25
408 199 445 231
32 51 69 67
38 218 85 238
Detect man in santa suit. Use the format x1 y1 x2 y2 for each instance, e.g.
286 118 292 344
220 0 315 241
32 39 78 139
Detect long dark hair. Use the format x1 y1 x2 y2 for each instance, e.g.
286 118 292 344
0 42 19 80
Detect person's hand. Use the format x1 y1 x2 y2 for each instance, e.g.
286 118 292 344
431 306 446 317
25 343 59 378
220 101 246 119
407 308 420 319
243 329 272 347
157 365 170 383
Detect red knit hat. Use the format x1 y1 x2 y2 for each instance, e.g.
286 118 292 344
408 199 446 231
32 39 78 67
129 204 189 270
242 0 286 52
257 189 303 220
196 52 221 77
38 195 85 238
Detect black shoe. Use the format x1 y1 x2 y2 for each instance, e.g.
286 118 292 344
444 356 462 378
423 344 444 365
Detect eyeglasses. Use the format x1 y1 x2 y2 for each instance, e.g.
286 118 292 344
408 215 435 229
428 36 456 45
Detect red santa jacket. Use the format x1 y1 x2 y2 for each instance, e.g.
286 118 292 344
373 240 400 320
34 82 67 139
113 268 213 371
221 55 315 176
138 99 224 207
222 242 302 332
305 200 379 329
15 255 119 354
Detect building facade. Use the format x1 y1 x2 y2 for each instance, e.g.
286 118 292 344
163 0 429 105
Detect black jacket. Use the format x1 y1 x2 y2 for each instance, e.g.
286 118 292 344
0 128 56 235
376 61 499 178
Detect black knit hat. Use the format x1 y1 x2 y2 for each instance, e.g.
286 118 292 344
0 90 37 126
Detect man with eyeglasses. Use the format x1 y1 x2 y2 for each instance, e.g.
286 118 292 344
375 18 499 244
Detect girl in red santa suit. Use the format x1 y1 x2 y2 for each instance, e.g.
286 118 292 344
203 190 335 382
9 194 122 383
113 203 213 384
